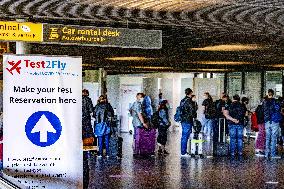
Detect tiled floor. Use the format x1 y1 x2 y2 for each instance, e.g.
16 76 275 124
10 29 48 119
85 127 284 189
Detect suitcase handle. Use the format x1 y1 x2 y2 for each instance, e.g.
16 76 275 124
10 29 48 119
218 118 226 143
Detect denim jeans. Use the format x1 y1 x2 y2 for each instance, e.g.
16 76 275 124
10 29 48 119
181 122 192 155
229 124 244 155
98 134 110 156
203 118 214 138
265 121 279 157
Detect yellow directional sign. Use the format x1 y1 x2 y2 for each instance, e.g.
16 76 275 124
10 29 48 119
43 24 162 49
0 21 43 42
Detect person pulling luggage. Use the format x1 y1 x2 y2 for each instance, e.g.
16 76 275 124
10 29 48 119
93 95 114 158
157 100 171 155
130 93 148 136
223 94 246 157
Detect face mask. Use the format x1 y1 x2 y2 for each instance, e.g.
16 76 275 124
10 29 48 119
139 98 144 102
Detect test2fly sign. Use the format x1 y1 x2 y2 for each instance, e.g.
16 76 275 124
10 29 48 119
3 55 83 189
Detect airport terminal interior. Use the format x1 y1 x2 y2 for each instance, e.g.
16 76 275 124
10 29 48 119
1 0 284 188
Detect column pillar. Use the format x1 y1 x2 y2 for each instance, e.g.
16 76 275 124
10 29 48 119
99 68 107 96
143 78 159 111
16 19 31 54
261 71 265 99
224 72 228 94
241 71 245 95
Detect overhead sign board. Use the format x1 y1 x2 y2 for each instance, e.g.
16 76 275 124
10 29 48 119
43 24 162 49
0 21 43 42
3 54 83 189
0 21 162 48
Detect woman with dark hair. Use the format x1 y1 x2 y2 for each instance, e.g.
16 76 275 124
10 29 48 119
157 100 171 154
93 95 114 158
82 89 94 141
202 92 216 140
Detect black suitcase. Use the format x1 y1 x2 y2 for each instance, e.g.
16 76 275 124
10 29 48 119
109 127 123 158
213 118 229 157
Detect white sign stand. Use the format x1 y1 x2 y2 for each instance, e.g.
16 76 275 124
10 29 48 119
3 54 83 189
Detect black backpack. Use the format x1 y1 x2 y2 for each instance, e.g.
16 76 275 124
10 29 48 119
94 104 111 123
151 111 160 129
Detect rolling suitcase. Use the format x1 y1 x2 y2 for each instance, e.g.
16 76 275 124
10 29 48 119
109 135 123 158
190 133 204 158
134 128 156 156
213 118 229 157
109 126 123 158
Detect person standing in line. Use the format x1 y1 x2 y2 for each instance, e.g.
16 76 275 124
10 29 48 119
262 89 282 159
129 93 148 137
157 100 171 155
82 89 94 142
180 88 197 157
223 94 246 157
221 94 232 136
279 97 284 147
255 101 265 157
202 92 216 141
82 89 93 189
191 95 198 113
142 93 154 123
241 97 251 144
93 95 114 158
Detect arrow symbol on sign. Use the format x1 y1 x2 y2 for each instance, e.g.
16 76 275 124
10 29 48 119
31 114 57 142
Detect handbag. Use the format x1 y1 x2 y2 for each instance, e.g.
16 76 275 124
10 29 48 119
83 137 94 146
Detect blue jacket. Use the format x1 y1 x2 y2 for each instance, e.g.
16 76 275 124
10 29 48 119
262 98 282 123
142 96 153 119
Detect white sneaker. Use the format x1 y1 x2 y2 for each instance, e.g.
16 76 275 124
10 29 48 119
181 153 190 157
271 155 281 159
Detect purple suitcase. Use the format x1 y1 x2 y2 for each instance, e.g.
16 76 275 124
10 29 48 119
134 128 156 155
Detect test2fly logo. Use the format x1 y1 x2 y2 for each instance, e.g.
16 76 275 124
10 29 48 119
6 59 67 75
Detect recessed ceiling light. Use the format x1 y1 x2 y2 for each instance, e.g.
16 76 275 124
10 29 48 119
190 44 262 51
195 61 254 65
133 66 172 69
270 64 284 68
106 57 157 61
195 68 234 72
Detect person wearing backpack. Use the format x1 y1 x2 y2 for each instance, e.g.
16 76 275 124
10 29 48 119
202 92 216 141
178 88 197 157
93 95 114 158
223 94 246 157
156 100 171 155
262 89 282 159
